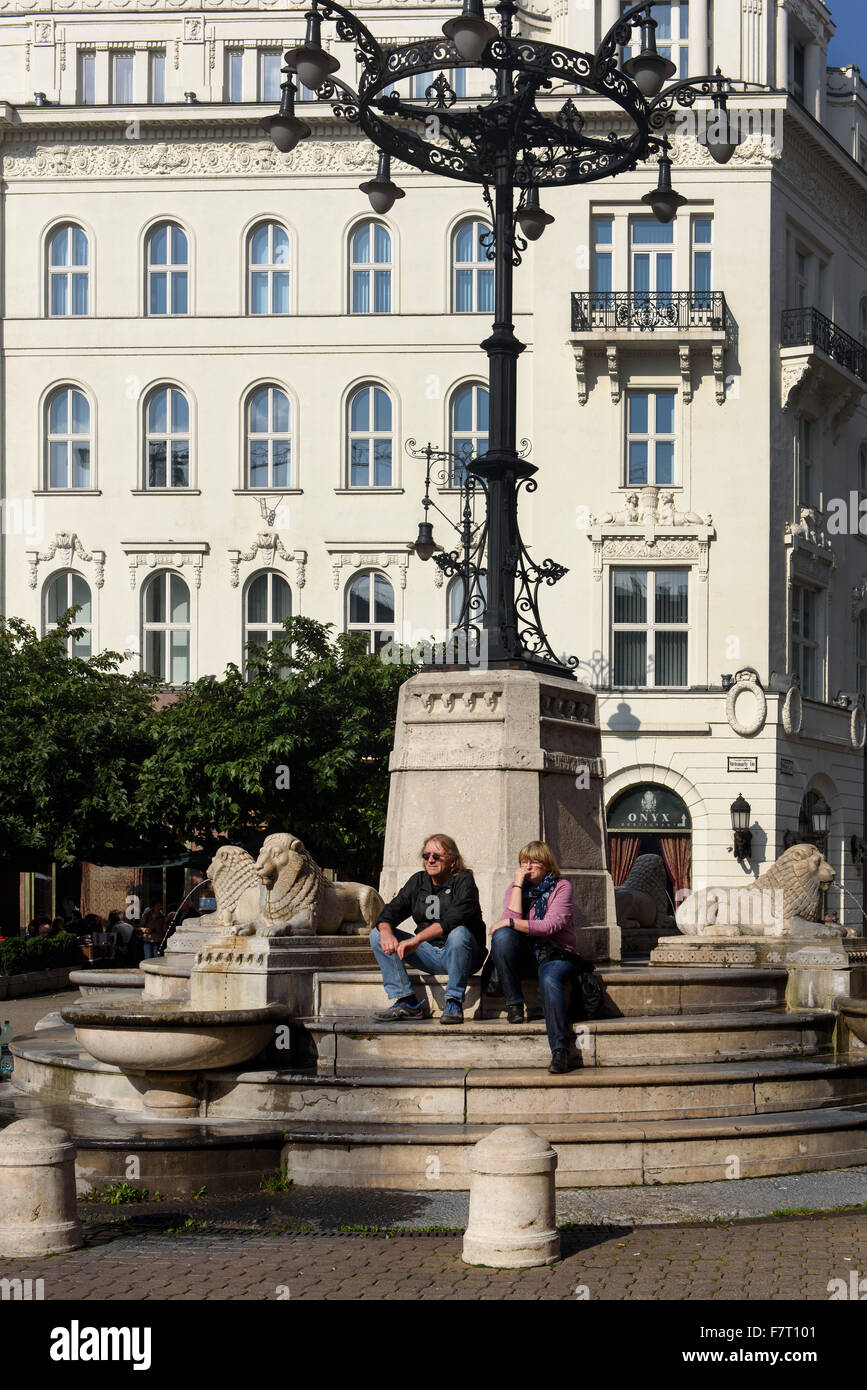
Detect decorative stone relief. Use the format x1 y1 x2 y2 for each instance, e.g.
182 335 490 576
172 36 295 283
540 694 592 723
652 944 758 965
725 669 767 738
784 506 834 558
33 17 53 41
1 137 377 181
124 550 205 589
711 345 727 404
26 532 105 589
589 492 713 582
605 345 621 404
573 344 588 407
412 688 502 717
330 549 409 590
852 705 867 751
678 345 692 404
228 533 306 589
781 683 803 736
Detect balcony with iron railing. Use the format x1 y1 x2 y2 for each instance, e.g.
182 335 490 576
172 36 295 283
780 307 867 386
569 291 733 406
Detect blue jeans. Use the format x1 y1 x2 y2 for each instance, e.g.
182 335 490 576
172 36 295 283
369 925 486 1004
490 927 576 1053
143 942 160 959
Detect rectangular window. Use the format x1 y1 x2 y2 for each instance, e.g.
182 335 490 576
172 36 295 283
626 390 676 486
692 216 712 307
592 216 613 299
259 50 282 103
631 218 674 301
798 417 815 507
792 41 805 104
611 568 688 687
792 585 821 698
78 51 95 106
226 49 243 102
149 50 166 104
622 1 688 78
111 51 134 104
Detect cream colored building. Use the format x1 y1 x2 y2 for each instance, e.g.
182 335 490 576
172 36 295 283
1 0 866 927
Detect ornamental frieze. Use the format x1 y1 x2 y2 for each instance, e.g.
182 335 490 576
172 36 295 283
1 136 377 179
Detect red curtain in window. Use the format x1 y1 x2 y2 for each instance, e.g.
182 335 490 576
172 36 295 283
609 835 640 886
659 836 692 902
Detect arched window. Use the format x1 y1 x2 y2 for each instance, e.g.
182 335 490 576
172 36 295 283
347 384 393 487
449 383 489 485
142 571 191 684
447 572 487 631
47 387 91 489
452 220 493 313
246 386 292 489
244 571 292 657
44 571 92 659
47 225 89 317
345 571 395 653
146 222 188 316
248 222 290 315
349 221 392 314
145 387 190 488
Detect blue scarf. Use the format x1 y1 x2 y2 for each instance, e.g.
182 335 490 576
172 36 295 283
522 872 557 921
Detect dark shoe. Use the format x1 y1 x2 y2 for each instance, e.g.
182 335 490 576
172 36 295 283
440 1000 464 1025
506 1003 524 1024
374 998 427 1021
548 1049 570 1074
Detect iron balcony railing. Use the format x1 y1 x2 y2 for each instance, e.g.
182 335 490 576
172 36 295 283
571 289 730 335
780 306 867 385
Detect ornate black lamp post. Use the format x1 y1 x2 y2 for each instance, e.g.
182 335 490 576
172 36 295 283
267 0 740 676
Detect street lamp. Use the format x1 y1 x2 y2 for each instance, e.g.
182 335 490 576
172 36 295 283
267 0 740 673
730 795 753 862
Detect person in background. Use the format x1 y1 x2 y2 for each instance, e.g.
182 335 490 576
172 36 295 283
140 899 168 959
488 840 581 1075
41 916 66 938
124 886 141 925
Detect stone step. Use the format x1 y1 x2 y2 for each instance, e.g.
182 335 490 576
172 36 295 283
304 1010 836 1073
203 1056 867 1126
281 1105 867 1189
313 965 789 1020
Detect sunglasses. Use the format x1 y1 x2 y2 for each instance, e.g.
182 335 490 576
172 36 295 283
422 852 444 862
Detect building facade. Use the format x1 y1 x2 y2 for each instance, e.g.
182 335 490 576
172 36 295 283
1 0 866 928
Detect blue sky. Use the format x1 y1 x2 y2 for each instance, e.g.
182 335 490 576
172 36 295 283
827 0 867 71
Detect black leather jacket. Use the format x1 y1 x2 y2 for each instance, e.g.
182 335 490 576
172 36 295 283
378 869 486 950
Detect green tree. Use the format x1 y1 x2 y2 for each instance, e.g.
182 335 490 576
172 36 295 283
0 615 160 868
136 617 415 883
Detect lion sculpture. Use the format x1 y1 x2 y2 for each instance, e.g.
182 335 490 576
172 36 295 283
675 844 837 938
614 854 676 932
204 834 383 938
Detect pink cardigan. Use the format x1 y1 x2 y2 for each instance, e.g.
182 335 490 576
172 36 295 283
501 878 577 952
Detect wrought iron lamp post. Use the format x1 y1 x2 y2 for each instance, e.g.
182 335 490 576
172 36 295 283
268 0 740 675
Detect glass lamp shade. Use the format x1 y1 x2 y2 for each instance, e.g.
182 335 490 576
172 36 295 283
623 18 676 99
705 131 737 165
285 11 339 92
641 150 687 224
359 152 406 214
413 521 440 561
702 98 738 164
730 795 752 833
265 112 312 153
811 796 831 836
442 0 498 62
514 187 554 241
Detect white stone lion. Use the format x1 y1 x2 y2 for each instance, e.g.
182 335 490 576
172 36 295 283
205 834 382 938
675 844 838 938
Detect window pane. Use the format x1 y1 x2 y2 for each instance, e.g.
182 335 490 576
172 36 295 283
249 441 269 487
114 54 134 103
477 388 489 431
657 255 673 294
273 272 290 314
50 230 69 267
170 629 190 684
593 252 612 295
250 272 268 314
262 53 281 102
71 574 91 619
171 442 189 488
455 269 473 313
72 630 92 660
350 441 369 487
272 390 290 433
655 569 688 623
655 441 674 485
151 52 166 103
171 390 189 433
51 277 68 316
228 51 243 101
72 228 88 265
249 389 268 434
694 251 711 296
374 224 391 263
171 272 188 315
628 442 648 485
453 387 473 432
49 442 68 489
150 226 168 264
272 441 291 487
629 392 648 434
456 223 474 261
694 218 712 244
633 253 650 293
613 569 647 624
170 575 190 623
71 444 90 489
273 227 290 264
656 392 675 434
145 578 165 623
149 390 167 433
373 440 392 486
348 575 370 623
351 390 370 432
172 227 188 264
251 225 269 263
656 631 687 685
71 390 89 433
373 573 395 623
373 269 391 313
614 631 647 685
352 224 371 263
71 274 88 316
594 217 613 245
352 270 370 314
50 391 69 434
146 629 165 678
633 220 674 244
46 575 66 623
247 574 268 624
272 576 291 622
477 269 494 313
150 272 167 315
373 389 391 431
148 443 167 488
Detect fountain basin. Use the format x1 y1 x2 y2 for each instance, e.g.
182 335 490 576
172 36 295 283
60 999 289 1073
69 969 146 996
835 996 867 1047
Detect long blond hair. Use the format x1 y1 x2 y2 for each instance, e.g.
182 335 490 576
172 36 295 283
421 833 469 874
519 840 561 878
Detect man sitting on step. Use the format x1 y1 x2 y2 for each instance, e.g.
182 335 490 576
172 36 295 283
369 833 487 1026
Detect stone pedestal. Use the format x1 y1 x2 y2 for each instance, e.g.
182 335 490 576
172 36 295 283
189 934 374 1015
380 669 619 962
651 934 851 1010
462 1125 559 1268
0 1119 82 1256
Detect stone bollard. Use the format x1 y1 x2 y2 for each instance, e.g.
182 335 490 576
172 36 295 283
0 1119 83 1257
462 1124 559 1268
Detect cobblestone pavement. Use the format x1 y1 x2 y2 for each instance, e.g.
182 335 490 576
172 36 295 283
2 1209 866 1301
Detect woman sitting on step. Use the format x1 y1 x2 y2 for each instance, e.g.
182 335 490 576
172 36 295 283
489 841 580 1074
368 833 487 1026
